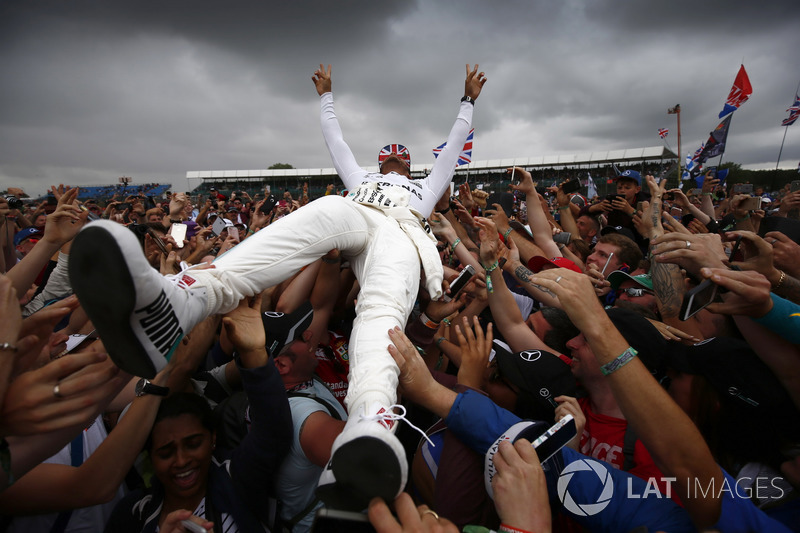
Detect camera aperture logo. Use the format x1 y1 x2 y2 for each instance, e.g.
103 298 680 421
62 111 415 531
557 458 614 516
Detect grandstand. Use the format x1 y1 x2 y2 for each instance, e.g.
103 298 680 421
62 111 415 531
35 182 171 203
186 146 678 200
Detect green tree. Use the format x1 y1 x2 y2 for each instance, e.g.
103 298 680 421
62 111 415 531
268 163 294 169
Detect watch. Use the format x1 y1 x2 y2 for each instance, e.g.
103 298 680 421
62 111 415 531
460 95 474 105
135 378 169 397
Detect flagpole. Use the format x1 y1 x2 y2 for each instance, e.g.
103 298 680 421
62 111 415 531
776 126 789 171
676 107 682 187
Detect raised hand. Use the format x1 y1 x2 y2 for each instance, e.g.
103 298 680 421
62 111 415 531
312 64 332 96
464 63 487 101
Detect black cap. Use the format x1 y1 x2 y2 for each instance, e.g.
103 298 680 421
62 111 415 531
493 340 577 423
261 301 314 356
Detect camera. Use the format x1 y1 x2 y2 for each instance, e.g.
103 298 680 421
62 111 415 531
3 195 23 210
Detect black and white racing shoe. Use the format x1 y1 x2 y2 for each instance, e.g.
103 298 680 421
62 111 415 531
69 220 209 378
316 403 411 511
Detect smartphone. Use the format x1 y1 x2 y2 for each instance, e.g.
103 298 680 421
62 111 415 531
689 188 702 196
259 194 277 215
553 231 571 245
169 222 188 248
486 192 515 217
444 264 476 302
181 520 208 533
211 216 226 237
485 415 577 500
791 180 800 192
531 414 577 464
740 196 762 211
663 192 674 201
636 201 644 213
146 228 169 256
706 166 717 178
312 509 375 532
733 183 754 195
116 202 131 211
228 226 239 241
680 279 719 321
78 204 100 221
561 180 581 194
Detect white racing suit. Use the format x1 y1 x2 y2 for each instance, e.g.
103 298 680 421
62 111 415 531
186 92 474 413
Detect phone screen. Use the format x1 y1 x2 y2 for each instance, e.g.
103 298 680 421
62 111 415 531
561 180 581 194
228 227 240 241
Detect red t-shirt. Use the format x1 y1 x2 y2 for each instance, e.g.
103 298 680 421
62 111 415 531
314 331 350 409
578 397 677 500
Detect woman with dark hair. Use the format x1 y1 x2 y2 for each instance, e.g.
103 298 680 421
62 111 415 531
105 296 292 532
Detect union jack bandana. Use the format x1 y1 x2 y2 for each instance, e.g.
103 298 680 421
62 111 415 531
378 144 411 167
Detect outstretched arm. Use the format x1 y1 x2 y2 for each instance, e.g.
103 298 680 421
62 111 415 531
422 65 487 214
313 64 368 189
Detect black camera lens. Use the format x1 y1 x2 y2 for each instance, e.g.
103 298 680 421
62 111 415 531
3 195 23 210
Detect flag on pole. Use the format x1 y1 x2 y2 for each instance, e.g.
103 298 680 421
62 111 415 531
586 172 598 199
667 105 680 114
697 114 733 164
781 94 800 127
658 128 669 139
719 65 753 118
433 128 474 166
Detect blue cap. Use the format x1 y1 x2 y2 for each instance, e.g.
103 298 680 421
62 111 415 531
14 227 43 247
616 170 641 185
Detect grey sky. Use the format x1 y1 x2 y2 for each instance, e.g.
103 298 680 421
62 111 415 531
1 0 799 197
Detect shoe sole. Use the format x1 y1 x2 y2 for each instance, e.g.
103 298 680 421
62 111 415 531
316 436 402 511
69 225 158 378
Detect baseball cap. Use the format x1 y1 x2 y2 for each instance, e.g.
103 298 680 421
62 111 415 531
527 256 582 274
492 340 577 423
378 144 411 168
261 301 314 357
616 169 641 185
14 227 43 247
600 225 637 242
605 307 668 382
607 271 653 291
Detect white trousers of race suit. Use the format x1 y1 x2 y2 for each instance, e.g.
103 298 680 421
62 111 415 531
189 194 424 414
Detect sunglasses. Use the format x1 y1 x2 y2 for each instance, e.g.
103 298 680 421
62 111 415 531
618 287 653 297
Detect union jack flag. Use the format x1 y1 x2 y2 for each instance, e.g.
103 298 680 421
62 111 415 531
658 128 669 139
781 94 800 127
432 128 474 166
378 144 411 167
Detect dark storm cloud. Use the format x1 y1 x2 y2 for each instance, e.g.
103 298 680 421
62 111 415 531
0 0 799 195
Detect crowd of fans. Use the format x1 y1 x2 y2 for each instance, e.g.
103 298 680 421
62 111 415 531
0 162 799 533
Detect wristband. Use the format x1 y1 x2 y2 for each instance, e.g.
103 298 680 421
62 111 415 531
169 218 182 224
0 438 13 486
499 525 534 533
483 261 500 293
502 227 513 240
460 95 475 105
701 192 713 196
735 213 750 223
321 256 339 264
420 312 440 330
437 206 451 215
436 336 447 348
558 205 570 211
600 346 638 376
247 228 255 235
450 238 461 254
